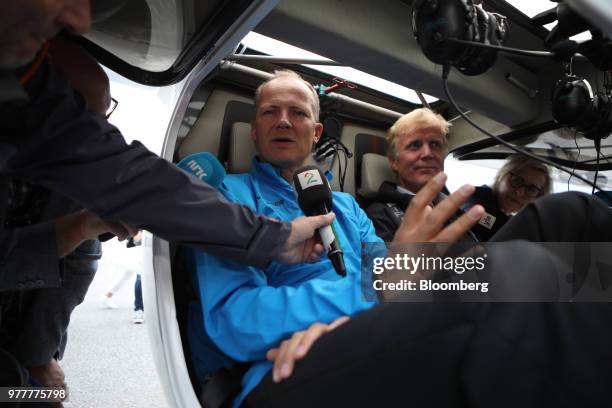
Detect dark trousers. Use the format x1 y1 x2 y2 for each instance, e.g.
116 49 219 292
245 192 612 407
134 274 143 312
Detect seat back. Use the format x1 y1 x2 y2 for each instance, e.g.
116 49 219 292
358 153 397 199
228 122 256 173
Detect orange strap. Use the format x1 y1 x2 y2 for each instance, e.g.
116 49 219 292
19 42 50 85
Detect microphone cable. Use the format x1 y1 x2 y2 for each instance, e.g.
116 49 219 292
568 131 581 191
314 137 353 192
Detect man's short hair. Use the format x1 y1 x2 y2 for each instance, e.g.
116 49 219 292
254 70 320 120
386 108 451 159
492 154 552 196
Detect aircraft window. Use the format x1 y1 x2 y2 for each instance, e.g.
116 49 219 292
240 32 438 106
504 0 591 41
505 0 563 18
86 0 226 72
445 157 608 194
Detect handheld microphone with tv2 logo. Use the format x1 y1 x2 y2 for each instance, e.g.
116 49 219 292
99 152 227 242
293 165 346 277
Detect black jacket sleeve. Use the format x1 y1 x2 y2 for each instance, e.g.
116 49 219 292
0 61 289 268
365 202 402 242
0 222 62 291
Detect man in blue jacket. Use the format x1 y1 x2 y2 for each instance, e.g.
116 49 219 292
187 70 484 407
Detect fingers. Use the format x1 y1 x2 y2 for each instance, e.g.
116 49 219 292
394 173 480 244
293 323 329 360
301 213 335 238
327 315 350 331
404 172 447 224
101 220 130 241
418 183 476 239
290 213 335 241
266 347 279 362
272 331 304 383
434 204 484 243
277 213 336 264
306 245 323 263
271 322 330 383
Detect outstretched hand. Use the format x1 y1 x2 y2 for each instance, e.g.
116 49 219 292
392 173 484 244
56 210 138 258
273 213 335 264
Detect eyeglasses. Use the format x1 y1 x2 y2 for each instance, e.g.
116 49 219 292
508 172 543 198
106 97 118 119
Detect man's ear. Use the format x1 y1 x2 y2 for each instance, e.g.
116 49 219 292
313 122 324 144
389 156 399 173
250 121 257 141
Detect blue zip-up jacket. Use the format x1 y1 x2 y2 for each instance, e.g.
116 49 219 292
188 159 382 407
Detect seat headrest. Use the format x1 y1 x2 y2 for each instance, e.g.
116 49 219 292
358 153 396 198
228 122 256 173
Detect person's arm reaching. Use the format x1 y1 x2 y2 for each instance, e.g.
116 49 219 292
0 60 329 267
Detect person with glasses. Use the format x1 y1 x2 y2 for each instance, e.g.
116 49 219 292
462 154 551 241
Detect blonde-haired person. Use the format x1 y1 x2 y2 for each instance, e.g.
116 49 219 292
462 154 551 241
366 108 461 242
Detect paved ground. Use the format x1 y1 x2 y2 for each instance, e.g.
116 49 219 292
61 240 167 407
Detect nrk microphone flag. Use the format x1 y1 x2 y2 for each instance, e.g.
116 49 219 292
177 151 226 188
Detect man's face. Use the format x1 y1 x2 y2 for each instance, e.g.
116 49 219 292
251 77 323 174
0 0 91 69
390 126 446 193
497 166 547 214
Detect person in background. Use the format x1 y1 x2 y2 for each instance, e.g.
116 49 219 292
365 108 477 247
462 154 551 241
101 231 145 324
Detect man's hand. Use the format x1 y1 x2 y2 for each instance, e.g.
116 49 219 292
379 173 484 300
273 213 335 264
56 210 138 257
267 316 350 383
392 173 484 244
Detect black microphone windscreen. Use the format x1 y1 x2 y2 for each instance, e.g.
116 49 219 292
293 165 332 216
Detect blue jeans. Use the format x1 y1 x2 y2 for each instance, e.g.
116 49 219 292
134 275 143 312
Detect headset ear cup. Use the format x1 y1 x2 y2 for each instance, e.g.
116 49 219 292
456 4 499 75
413 0 506 75
552 76 593 128
580 93 612 140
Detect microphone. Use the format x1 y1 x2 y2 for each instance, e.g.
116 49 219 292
176 151 227 188
293 165 346 277
99 152 227 242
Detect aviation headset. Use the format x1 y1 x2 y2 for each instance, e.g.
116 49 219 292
551 74 612 142
412 0 508 76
